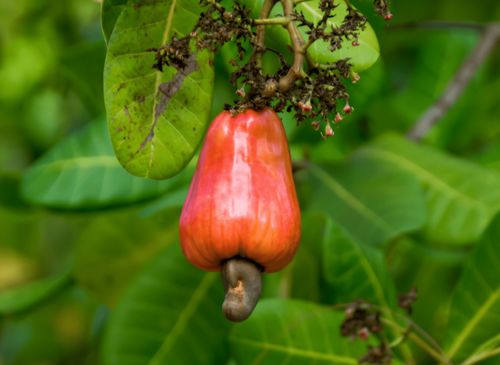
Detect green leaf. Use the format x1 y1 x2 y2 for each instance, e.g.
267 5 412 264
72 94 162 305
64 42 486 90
287 212 329 302
387 238 466 344
104 0 214 179
320 220 415 361
230 299 366 364
322 219 396 307
298 155 425 246
103 244 230 365
0 173 28 209
241 0 379 72
21 120 190 209
0 268 72 315
101 0 127 44
74 208 178 306
475 142 500 173
139 186 188 217
444 214 500 363
292 1 379 72
357 134 500 244
60 41 107 114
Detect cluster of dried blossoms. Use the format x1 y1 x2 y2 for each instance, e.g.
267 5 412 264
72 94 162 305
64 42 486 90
153 0 390 138
339 288 418 365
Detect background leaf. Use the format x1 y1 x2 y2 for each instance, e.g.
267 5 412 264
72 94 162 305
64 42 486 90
369 31 479 137
285 212 329 302
297 153 425 246
104 0 214 179
103 244 229 365
387 237 467 347
21 120 191 209
322 218 396 307
74 208 179 306
443 214 500 363
357 134 500 244
0 268 72 316
230 299 366 365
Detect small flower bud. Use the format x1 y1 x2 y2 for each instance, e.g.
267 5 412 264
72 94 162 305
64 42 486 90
298 100 312 112
358 327 370 340
324 122 334 137
236 88 246 98
311 121 321 131
384 12 393 21
351 72 360 84
343 103 353 114
334 112 343 123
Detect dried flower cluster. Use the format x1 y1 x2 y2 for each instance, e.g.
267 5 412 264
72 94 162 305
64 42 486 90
339 288 419 365
152 0 391 137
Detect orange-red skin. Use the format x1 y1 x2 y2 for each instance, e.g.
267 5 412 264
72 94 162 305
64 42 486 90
179 109 301 273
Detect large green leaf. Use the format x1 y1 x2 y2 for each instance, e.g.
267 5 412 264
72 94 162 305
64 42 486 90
297 154 425 247
357 134 500 244
443 214 500 364
241 0 379 72
104 0 213 179
74 208 179 306
387 238 466 345
230 299 366 364
21 120 190 209
103 244 229 365
320 219 415 361
322 219 396 307
0 268 72 316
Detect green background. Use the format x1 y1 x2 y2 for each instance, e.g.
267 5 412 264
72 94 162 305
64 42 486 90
0 0 499 364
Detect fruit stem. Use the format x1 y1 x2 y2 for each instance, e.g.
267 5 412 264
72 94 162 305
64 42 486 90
221 257 263 322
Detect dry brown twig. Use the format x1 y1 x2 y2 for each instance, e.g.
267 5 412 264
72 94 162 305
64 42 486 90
407 22 500 141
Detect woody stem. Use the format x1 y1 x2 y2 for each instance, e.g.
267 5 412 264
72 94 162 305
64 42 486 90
278 0 307 92
253 0 279 68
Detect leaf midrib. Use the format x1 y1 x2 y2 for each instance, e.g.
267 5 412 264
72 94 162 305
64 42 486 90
33 155 119 172
352 241 388 308
447 288 500 359
231 337 357 364
308 163 394 234
146 0 178 176
149 273 216 365
359 147 491 210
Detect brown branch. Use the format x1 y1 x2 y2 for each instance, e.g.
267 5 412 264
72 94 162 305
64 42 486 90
407 22 500 141
278 0 307 92
252 0 278 68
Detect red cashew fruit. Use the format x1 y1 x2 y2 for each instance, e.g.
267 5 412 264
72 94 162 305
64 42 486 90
179 108 301 273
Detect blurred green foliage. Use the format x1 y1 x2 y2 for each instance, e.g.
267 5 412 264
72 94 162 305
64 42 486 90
1 0 500 364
